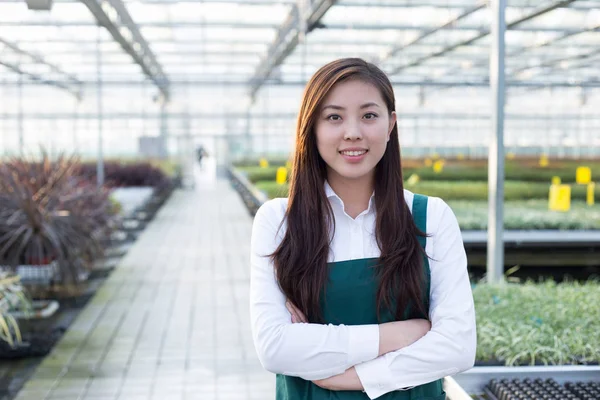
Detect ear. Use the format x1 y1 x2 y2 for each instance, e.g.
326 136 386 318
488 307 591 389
387 111 397 142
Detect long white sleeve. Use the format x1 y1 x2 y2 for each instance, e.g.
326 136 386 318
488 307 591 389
354 198 477 399
250 199 380 380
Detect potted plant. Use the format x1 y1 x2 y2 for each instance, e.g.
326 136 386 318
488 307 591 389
0 271 61 358
0 271 31 351
0 151 115 292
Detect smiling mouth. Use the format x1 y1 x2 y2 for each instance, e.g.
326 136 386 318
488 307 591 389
339 150 368 156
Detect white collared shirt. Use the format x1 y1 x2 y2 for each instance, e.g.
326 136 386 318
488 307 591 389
249 181 476 399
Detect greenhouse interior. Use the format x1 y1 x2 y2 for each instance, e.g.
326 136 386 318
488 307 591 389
0 0 599 399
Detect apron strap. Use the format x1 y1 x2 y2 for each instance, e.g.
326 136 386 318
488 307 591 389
411 193 431 311
412 194 428 249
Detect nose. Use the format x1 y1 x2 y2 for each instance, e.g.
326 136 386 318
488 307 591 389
343 119 362 141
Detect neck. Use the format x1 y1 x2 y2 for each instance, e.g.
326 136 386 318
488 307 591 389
327 173 375 219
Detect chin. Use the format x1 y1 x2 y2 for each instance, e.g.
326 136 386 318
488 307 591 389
335 168 372 181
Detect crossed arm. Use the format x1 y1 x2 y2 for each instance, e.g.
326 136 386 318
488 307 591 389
285 301 432 392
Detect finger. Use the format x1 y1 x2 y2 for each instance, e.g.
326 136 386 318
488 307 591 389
286 302 299 323
288 302 305 323
291 303 307 323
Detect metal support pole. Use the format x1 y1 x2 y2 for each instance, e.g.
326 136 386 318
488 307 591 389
245 106 252 156
73 99 80 154
263 87 268 156
18 73 24 154
0 78 4 157
160 99 167 159
487 0 506 283
96 26 105 187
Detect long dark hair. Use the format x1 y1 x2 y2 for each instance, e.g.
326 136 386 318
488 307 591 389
271 58 427 323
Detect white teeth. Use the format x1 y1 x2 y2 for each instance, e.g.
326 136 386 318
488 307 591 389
340 150 367 156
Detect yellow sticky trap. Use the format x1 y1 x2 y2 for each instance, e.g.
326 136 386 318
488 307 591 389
539 154 549 167
259 158 269 168
506 152 516 160
433 160 444 174
457 153 465 160
552 176 561 185
406 174 420 186
587 182 595 206
276 167 287 185
576 166 591 184
549 184 571 212
424 158 433 167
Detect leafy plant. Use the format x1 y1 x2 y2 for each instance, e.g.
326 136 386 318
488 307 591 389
449 200 600 230
0 271 33 348
0 152 114 283
251 176 599 202
77 161 171 190
473 279 600 366
232 157 290 168
236 166 283 184
403 180 600 201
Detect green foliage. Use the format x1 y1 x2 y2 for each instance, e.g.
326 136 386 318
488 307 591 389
404 159 600 183
251 177 600 203
404 180 600 201
238 166 283 184
251 183 600 230
449 200 600 230
232 157 290 168
473 280 600 366
254 181 290 199
108 195 124 216
0 272 33 348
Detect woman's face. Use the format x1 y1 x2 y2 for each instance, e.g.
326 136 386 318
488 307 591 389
315 79 396 185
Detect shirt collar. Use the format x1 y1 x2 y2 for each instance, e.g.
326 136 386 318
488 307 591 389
324 180 376 214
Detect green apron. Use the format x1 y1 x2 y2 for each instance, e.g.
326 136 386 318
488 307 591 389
275 194 445 400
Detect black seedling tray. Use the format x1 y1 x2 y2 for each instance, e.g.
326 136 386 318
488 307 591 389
485 378 600 400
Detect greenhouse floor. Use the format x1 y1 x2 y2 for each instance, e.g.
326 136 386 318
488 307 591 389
15 174 274 399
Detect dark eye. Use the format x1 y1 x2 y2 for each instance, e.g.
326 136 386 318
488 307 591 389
363 113 377 120
327 114 341 121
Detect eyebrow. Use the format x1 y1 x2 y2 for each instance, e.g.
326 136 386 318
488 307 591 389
322 102 381 111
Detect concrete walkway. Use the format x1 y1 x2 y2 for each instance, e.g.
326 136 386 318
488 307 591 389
15 177 274 399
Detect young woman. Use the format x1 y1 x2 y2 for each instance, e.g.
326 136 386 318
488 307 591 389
250 58 476 400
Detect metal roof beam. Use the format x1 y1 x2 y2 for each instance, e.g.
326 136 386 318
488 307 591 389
79 0 170 101
375 2 486 65
510 38 600 78
338 0 594 9
0 37 82 98
1 111 599 120
7 20 590 34
3 0 597 9
387 0 579 76
424 18 599 95
12 50 595 67
13 40 600 55
248 0 336 100
0 60 83 96
1 77 599 88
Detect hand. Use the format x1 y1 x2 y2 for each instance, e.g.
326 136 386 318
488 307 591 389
285 300 307 323
312 367 363 391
